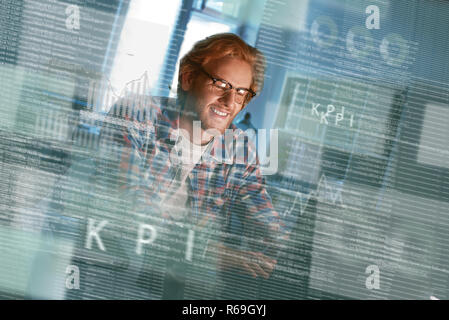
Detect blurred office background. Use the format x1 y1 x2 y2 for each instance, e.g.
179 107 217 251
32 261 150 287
0 0 448 299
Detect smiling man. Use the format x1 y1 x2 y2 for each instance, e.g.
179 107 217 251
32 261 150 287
178 54 255 144
102 33 286 299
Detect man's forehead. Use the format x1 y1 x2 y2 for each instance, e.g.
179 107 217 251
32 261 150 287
202 56 253 87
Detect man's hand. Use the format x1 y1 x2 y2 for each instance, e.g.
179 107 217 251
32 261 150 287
215 242 277 279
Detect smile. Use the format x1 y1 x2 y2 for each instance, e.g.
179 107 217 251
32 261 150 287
211 107 228 117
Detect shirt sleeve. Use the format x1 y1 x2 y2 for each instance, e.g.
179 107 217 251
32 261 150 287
99 95 162 217
236 162 289 257
222 134 289 258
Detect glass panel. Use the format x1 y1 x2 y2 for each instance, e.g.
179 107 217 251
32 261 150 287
1 0 449 301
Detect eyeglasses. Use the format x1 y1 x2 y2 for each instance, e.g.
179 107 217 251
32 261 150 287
198 66 256 104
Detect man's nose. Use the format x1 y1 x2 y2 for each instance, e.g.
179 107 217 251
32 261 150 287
218 89 236 106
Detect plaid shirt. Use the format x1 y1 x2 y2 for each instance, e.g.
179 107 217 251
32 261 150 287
102 96 287 256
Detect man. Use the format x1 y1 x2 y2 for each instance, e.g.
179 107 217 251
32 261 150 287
101 33 286 298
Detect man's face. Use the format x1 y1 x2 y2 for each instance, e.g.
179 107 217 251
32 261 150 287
181 56 253 136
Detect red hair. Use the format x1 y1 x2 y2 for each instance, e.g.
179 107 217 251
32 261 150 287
177 33 265 105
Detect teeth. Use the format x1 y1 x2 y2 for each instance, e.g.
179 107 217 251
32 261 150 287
212 107 228 117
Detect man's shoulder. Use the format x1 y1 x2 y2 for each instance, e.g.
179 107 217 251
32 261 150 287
150 96 176 110
154 96 179 122
106 95 178 122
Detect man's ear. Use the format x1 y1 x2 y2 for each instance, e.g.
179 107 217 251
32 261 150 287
181 71 195 91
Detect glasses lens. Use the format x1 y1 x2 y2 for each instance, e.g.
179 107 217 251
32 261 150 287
214 80 228 89
237 89 251 104
210 77 250 104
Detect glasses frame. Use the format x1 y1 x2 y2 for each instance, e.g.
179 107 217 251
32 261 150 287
197 66 256 104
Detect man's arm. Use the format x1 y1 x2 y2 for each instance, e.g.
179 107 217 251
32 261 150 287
216 156 289 279
99 94 162 216
210 241 277 279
